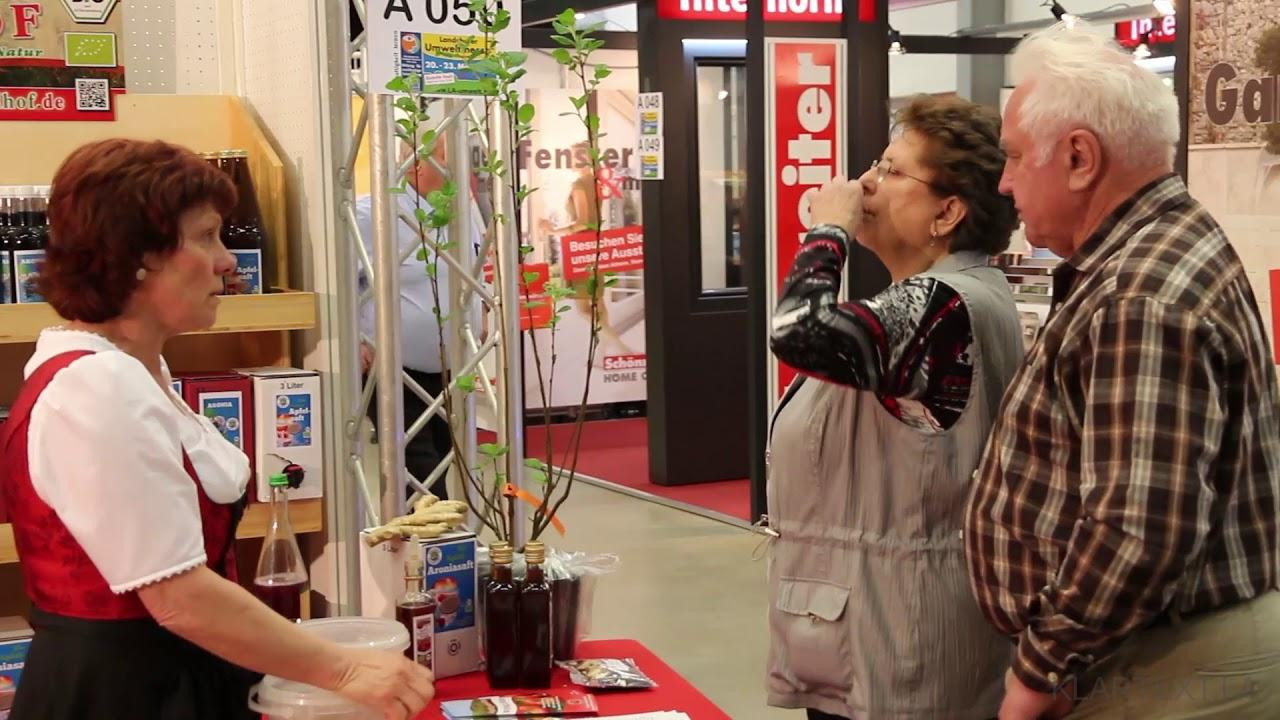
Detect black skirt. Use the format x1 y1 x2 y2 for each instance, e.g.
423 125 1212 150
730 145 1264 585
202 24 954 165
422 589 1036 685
11 607 260 720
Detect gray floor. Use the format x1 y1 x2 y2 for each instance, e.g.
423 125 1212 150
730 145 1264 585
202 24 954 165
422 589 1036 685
551 482 795 719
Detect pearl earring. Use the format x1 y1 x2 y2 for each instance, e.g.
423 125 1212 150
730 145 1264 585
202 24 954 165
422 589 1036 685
136 267 147 281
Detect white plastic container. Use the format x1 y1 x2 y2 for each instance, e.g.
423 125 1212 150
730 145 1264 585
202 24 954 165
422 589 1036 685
248 617 409 719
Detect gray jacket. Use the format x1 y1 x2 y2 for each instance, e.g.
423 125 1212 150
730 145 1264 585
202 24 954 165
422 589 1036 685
765 251 1023 719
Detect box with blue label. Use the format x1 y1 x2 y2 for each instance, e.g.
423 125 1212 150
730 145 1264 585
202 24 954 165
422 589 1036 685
359 531 480 679
1 252 11 304
175 372 256 484
239 368 323 502
223 249 263 295
13 249 44 304
0 617 33 711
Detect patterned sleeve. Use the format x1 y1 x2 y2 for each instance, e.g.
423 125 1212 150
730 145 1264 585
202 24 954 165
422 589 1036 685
768 225 975 431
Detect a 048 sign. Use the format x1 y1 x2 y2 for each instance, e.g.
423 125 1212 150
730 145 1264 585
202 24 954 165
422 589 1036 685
61 0 121 24
370 0 521 97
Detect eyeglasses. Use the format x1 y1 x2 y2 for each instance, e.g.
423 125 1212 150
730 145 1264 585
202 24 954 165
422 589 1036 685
869 158 935 188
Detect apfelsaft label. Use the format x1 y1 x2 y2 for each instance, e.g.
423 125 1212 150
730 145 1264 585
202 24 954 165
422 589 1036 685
225 249 263 295
275 393 312 448
200 391 245 450
13 249 44 303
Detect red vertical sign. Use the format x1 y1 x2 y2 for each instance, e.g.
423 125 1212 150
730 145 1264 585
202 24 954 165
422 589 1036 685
765 39 845 403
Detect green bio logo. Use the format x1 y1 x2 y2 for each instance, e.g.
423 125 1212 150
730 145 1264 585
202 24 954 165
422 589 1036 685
64 32 117 68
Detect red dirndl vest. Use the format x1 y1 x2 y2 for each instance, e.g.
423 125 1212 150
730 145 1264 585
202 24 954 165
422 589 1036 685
0 351 244 620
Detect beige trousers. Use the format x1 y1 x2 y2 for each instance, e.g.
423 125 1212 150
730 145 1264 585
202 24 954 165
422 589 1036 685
1067 591 1280 719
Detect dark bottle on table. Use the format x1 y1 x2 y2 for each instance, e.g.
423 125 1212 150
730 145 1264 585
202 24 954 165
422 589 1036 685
396 556 437 672
517 541 553 688
218 150 268 294
252 473 308 621
484 542 520 688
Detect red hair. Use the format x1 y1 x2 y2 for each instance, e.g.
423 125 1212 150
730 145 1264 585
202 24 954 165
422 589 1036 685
40 139 236 322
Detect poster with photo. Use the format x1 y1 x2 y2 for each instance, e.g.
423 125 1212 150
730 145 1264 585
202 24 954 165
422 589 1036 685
516 88 646 409
0 0 126 121
1188 1 1280 359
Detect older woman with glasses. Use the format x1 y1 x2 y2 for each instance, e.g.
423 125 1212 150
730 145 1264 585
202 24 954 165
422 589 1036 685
763 95 1023 720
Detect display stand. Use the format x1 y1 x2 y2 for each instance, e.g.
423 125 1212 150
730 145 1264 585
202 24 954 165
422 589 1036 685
0 93 320 618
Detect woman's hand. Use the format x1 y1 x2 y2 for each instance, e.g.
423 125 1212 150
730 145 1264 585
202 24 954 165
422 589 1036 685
808 176 864 237
331 648 435 720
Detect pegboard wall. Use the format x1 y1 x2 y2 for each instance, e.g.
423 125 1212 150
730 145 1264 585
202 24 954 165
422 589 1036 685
121 0 228 94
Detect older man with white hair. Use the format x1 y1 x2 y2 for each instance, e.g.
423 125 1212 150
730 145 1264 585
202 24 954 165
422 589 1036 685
965 24 1280 720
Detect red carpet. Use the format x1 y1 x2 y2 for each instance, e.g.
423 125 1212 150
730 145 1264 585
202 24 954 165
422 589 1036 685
517 417 752 521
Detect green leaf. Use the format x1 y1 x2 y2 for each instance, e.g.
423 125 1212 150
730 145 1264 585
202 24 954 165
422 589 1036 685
570 95 588 110
519 244 535 256
594 64 612 80
557 8 578 28
469 58 502 76
502 51 528 67
517 103 536 124
455 374 477 392
551 34 574 47
523 270 541 284
510 68 528 83
586 114 600 133
558 304 572 313
524 458 549 471
586 274 599 297
385 75 411 93
426 190 451 211
551 48 573 66
414 207 430 225
586 38 606 52
494 8 512 30
394 96 420 115
478 442 509 459
605 277 619 287
426 263 438 279
415 248 428 262
528 469 548 486
521 301 545 310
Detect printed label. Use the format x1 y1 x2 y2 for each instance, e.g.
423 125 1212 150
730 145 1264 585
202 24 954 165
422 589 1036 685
423 540 476 634
200 391 245 450
275 393 312 448
13 249 44 303
1 252 11 303
225 249 263 295
411 612 435 672
0 637 32 696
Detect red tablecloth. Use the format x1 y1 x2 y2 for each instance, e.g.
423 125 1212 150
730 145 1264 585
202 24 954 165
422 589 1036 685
418 638 730 720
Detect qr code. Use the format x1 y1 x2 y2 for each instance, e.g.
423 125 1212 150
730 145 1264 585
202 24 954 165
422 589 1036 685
75 78 110 112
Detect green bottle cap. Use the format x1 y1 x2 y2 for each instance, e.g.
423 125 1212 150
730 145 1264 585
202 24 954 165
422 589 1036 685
269 473 289 487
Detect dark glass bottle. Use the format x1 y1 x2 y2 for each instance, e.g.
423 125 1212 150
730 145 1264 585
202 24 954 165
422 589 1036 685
218 150 268 295
0 187 15 304
517 541 553 688
12 188 44 304
397 557 437 671
483 543 520 688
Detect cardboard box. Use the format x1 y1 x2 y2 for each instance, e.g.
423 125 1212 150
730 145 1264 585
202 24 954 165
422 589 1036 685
239 368 323 502
0 617 33 711
360 531 480 679
175 373 255 482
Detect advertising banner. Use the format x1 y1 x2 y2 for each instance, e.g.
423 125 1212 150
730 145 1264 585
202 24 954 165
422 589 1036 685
0 0 126 121
366 0 521 96
517 88 646 409
1188 1 1280 361
764 38 846 406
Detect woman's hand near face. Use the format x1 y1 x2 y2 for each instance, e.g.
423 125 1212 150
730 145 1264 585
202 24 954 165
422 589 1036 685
808 176 864 237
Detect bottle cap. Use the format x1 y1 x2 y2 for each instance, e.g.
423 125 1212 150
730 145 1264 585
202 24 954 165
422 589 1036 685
490 542 514 564
524 541 545 565
269 473 289 487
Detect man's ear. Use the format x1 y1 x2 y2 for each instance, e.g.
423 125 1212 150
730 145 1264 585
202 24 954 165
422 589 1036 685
1063 128 1103 193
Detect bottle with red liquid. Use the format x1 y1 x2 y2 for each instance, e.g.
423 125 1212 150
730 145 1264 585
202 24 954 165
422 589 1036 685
252 473 308 621
483 543 520 688
397 556 437 671
517 541 553 688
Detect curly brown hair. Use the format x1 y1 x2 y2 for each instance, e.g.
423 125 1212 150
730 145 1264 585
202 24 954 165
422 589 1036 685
41 139 236 323
894 95 1017 255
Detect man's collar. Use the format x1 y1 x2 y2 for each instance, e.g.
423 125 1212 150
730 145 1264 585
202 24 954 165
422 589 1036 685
1062 172 1188 278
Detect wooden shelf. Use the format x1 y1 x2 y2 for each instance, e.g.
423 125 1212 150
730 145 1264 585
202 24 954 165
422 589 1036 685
0 291 317 345
0 499 324 565
236 498 324 539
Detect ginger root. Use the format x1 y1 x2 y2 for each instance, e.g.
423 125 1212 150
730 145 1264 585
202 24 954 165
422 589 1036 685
364 493 469 547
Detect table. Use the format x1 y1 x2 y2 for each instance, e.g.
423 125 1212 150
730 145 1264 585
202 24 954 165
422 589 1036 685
418 638 731 719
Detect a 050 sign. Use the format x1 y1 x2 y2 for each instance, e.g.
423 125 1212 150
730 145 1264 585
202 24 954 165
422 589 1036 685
61 0 120 24
369 0 521 96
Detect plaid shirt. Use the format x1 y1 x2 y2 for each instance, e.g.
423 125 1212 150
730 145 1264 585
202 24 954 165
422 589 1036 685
965 174 1280 693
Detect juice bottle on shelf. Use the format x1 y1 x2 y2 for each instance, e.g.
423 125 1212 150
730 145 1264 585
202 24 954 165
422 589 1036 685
0 187 16 304
517 541 553 688
252 473 308 621
218 150 268 295
13 187 46 304
483 542 520 688
396 556 437 672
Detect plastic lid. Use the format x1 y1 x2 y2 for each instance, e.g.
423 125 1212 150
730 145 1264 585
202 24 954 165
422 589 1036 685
269 473 289 487
296 617 409 652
